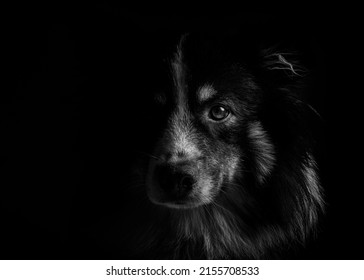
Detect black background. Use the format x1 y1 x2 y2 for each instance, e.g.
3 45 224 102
1 5 362 259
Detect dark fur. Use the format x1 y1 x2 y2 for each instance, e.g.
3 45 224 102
120 34 324 259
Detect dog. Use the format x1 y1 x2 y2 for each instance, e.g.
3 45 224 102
118 33 325 259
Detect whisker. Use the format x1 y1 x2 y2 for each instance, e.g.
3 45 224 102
211 200 231 214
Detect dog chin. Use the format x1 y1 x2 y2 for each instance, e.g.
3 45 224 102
155 200 205 210
147 191 211 209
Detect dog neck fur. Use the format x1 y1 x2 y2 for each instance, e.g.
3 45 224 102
170 207 252 259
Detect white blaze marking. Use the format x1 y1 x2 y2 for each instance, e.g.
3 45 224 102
168 36 201 162
164 110 200 162
171 38 187 110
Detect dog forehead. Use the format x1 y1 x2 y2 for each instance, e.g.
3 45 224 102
169 34 252 104
171 62 216 108
171 44 187 107
170 42 218 106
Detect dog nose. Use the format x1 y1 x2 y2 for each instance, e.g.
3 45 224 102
157 165 194 199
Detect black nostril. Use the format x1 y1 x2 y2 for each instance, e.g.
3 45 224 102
158 166 175 191
179 175 194 191
156 165 194 199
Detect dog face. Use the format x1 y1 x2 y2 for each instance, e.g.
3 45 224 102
127 32 324 259
145 36 274 209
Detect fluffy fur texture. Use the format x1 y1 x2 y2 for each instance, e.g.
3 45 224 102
122 34 324 259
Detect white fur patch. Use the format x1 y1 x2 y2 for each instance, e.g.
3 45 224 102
303 154 324 213
197 84 217 103
165 111 201 162
303 156 320 196
225 154 240 182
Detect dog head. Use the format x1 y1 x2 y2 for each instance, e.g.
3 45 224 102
145 34 278 209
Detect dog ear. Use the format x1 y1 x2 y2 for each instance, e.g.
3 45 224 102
261 47 323 122
249 46 320 179
257 47 309 95
259 46 322 121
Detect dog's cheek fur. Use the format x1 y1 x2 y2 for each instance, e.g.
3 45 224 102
191 136 241 201
246 121 276 183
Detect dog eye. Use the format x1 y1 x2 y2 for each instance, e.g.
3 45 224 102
209 105 230 121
